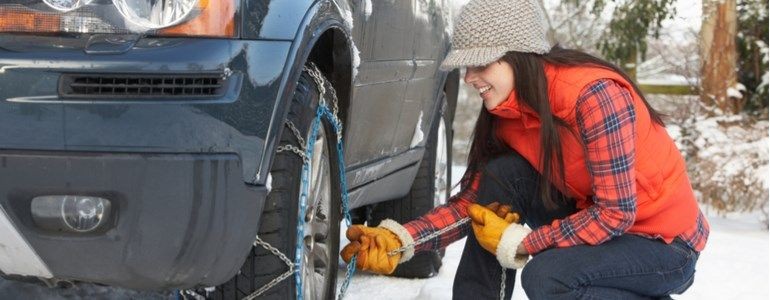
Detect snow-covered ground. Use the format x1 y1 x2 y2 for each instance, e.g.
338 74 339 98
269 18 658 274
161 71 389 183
337 166 770 300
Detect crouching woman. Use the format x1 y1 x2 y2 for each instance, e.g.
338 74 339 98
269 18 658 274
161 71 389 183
340 0 709 299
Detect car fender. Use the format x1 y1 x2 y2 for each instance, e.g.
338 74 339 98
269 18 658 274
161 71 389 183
253 0 355 185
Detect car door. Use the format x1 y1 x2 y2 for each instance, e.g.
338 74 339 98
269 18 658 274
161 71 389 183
391 0 450 153
343 0 415 167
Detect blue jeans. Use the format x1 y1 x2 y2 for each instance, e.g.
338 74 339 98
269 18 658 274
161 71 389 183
452 152 698 300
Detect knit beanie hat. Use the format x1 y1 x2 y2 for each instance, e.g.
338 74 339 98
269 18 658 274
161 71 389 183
440 0 552 71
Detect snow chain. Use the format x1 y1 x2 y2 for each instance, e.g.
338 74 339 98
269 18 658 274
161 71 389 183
387 217 510 300
387 217 471 256
243 63 356 300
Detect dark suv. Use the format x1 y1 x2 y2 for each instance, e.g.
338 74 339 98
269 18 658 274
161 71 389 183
0 0 459 299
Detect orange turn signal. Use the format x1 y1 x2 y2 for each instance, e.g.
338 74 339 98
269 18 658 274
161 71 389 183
0 6 61 33
159 0 236 38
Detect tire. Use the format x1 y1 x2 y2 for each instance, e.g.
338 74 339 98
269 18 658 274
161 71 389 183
208 67 342 299
368 93 453 278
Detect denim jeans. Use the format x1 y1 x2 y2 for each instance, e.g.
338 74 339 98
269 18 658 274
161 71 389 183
452 152 698 300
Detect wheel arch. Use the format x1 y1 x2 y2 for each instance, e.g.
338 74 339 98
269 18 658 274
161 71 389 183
256 0 355 184
307 27 353 142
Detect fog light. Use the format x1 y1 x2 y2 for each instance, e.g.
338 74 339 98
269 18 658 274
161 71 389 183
31 195 112 233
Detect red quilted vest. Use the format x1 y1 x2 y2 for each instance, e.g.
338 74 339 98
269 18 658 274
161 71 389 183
488 63 699 242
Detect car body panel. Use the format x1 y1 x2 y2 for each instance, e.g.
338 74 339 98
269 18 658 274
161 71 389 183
0 36 291 183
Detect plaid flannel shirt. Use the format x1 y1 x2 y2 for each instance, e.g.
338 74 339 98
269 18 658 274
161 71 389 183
402 79 709 255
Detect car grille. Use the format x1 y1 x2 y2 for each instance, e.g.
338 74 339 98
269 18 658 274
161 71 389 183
59 74 226 99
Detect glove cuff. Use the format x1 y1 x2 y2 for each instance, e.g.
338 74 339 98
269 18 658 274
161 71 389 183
495 223 532 269
378 219 415 263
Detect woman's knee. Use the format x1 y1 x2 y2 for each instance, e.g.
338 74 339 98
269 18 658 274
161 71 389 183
521 252 578 298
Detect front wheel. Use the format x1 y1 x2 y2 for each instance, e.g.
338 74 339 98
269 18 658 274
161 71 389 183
207 67 342 299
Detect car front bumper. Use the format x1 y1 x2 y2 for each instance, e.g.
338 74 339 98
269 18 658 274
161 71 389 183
0 150 267 290
0 35 293 185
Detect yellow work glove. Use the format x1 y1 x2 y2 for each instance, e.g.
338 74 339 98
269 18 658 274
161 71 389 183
468 202 532 269
468 203 518 254
484 202 521 223
340 220 414 275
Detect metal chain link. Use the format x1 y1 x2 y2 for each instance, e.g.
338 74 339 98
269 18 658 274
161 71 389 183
387 217 509 300
329 84 339 117
388 217 471 256
305 62 344 143
285 121 307 151
500 266 507 300
276 145 309 163
304 63 327 107
243 236 297 299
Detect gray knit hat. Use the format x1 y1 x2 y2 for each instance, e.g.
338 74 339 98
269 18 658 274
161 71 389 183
440 0 552 71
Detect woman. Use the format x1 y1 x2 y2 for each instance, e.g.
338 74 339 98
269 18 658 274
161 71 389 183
340 0 709 299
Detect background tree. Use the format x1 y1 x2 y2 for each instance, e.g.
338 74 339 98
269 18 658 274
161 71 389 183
736 0 769 113
559 0 677 68
700 0 740 114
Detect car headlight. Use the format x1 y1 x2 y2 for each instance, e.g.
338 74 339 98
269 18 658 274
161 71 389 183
113 0 198 30
43 0 92 12
0 0 237 37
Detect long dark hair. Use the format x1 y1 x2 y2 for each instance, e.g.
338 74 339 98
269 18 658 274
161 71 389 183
460 44 664 209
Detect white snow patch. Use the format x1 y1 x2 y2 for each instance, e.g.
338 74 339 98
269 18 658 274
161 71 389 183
410 111 424 148
335 2 360 80
351 41 361 80
727 87 744 99
340 3 354 30
0 206 53 278
727 83 747 99
363 0 373 20
638 74 694 86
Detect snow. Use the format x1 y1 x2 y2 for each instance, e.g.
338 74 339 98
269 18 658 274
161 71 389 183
336 166 770 300
727 83 747 99
337 2 360 79
410 111 424 148
726 87 743 99
351 42 360 80
363 0 373 20
638 73 694 86
674 114 769 199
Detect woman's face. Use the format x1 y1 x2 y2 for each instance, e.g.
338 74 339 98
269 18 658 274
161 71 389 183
464 60 515 111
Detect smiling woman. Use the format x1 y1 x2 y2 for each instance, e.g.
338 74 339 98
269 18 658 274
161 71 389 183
464 61 515 110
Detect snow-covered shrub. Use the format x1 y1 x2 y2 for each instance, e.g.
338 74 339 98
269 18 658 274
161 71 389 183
667 104 769 225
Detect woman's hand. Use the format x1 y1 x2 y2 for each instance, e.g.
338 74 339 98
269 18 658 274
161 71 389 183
468 202 532 269
482 202 528 255
340 225 403 275
484 201 520 223
468 203 520 254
